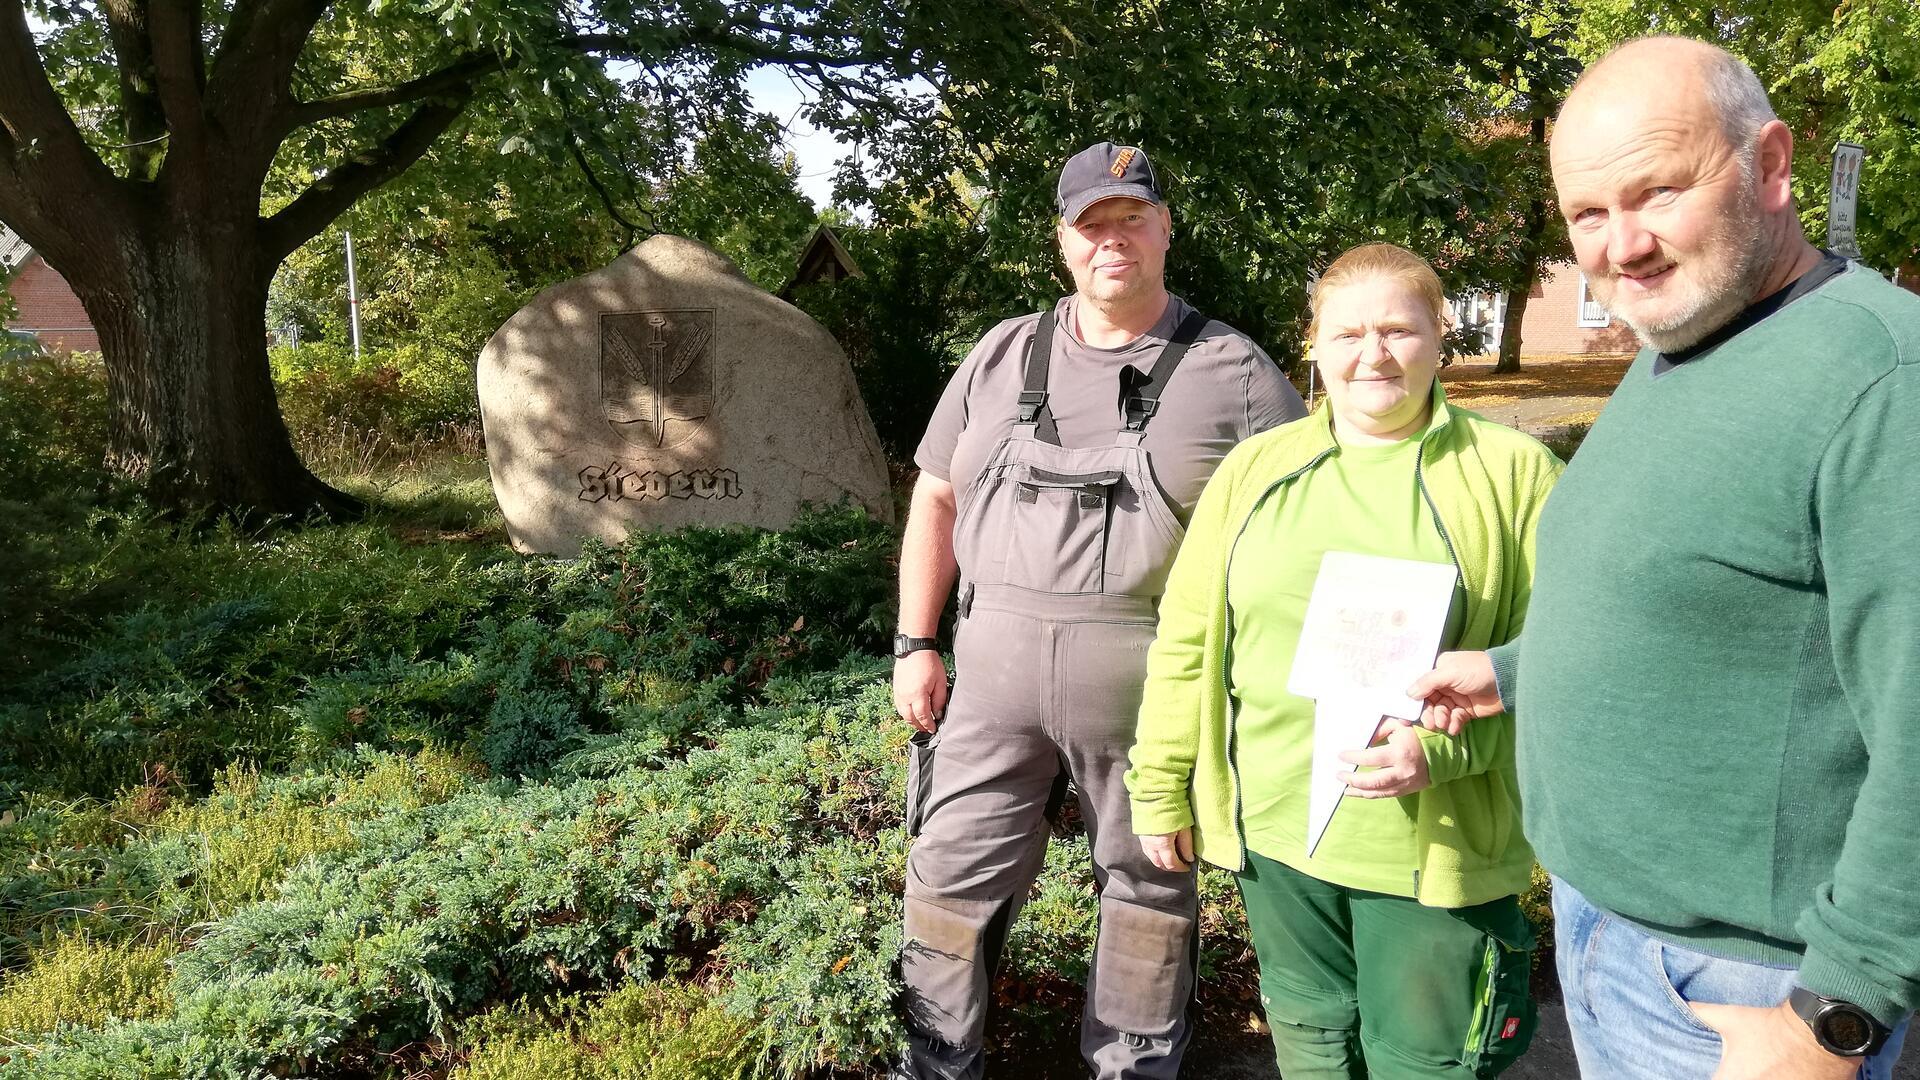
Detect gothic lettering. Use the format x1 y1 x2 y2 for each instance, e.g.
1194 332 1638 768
576 465 745 503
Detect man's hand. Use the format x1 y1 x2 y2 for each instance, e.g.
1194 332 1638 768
1406 650 1505 736
1340 718 1433 798
1690 1001 1860 1080
1141 828 1195 873
892 650 949 733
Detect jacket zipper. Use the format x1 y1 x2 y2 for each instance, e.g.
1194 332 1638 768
1412 433 1470 607
1222 427 1467 868
1222 447 1335 860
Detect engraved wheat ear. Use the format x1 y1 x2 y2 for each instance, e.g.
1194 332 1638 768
605 324 647 381
668 320 711 382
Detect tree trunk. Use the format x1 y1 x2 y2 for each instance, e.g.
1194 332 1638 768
68 215 358 520
1494 101 1554 376
1494 284 1530 374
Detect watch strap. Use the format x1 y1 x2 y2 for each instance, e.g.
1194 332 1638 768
1790 986 1891 1057
894 634 940 659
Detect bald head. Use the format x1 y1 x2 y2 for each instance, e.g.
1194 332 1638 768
1549 36 1815 354
1566 37 1777 154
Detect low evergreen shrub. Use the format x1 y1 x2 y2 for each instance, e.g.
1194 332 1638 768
0 937 174 1039
0 661 1259 1078
0 501 893 800
0 749 479 970
451 982 762 1080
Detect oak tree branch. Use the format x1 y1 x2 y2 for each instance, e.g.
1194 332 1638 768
259 88 475 262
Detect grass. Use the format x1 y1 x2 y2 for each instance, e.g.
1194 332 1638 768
334 454 505 540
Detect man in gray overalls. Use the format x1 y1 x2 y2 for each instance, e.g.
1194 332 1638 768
891 142 1307 1078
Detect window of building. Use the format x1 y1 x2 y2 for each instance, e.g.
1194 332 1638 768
1576 275 1611 328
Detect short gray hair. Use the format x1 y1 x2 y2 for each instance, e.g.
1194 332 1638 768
1698 45 1777 167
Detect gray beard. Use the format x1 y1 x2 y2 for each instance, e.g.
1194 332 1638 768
1606 183 1775 354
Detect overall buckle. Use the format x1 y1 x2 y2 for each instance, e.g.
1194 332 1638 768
1017 391 1048 424
1124 396 1159 432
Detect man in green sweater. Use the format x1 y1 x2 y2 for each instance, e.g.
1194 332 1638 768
1410 36 1920 1080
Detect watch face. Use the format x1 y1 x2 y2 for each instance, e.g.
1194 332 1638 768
1821 1007 1875 1054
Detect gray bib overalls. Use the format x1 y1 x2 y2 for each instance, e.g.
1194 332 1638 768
898 310 1205 1079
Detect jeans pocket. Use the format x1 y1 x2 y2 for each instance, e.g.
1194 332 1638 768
906 730 938 838
1650 939 1723 1036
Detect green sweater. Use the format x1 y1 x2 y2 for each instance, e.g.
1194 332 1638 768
1127 385 1563 907
1503 264 1920 1025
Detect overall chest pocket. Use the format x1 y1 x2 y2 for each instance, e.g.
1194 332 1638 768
1003 464 1122 594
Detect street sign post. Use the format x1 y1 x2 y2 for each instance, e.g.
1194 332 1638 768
1828 142 1865 260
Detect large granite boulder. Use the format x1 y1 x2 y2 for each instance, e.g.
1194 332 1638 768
477 235 894 554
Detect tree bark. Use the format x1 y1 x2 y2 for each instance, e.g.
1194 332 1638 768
1494 108 1553 375
1494 284 1529 374
65 206 358 520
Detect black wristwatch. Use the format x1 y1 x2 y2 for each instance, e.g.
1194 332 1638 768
1790 986 1891 1057
893 633 940 660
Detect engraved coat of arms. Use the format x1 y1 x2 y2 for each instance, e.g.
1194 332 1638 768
601 309 715 449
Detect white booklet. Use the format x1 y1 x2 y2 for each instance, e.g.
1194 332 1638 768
1287 551 1459 720
1288 551 1457 857
1306 695 1386 857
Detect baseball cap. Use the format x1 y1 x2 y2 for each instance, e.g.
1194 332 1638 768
1056 142 1163 223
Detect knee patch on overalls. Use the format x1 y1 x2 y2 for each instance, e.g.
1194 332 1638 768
900 894 1004 1048
1090 900 1195 1037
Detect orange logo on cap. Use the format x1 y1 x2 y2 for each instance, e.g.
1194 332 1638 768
1109 148 1136 177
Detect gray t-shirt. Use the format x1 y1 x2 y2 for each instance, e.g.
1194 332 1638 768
915 295 1307 522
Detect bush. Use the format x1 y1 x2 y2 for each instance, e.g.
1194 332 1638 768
0 354 124 687
0 937 174 1039
0 658 1268 1079
270 340 482 474
0 749 480 971
451 982 761 1080
0 353 108 505
0 497 894 801
1542 421 1590 462
0 664 904 1075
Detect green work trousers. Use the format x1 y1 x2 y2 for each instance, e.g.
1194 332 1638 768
1235 851 1536 1079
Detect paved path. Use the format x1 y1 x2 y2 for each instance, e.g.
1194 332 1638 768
1432 354 1632 441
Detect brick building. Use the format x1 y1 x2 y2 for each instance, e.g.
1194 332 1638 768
2 223 99 352
1453 260 1640 358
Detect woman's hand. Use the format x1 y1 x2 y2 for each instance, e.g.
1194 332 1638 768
1340 718 1432 798
892 651 949 733
1141 828 1196 873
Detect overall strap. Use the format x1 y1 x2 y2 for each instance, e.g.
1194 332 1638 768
1124 309 1209 433
1018 309 1062 445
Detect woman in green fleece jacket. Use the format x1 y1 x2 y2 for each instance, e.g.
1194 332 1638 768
1126 243 1563 1078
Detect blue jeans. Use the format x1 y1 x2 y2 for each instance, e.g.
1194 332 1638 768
1552 876 1911 1079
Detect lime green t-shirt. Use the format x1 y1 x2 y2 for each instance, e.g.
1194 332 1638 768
1228 433 1463 897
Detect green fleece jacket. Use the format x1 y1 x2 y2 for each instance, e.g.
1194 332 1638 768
1126 385 1562 907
